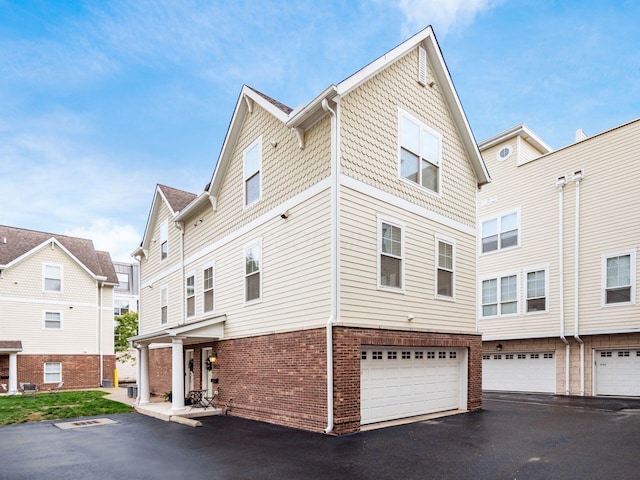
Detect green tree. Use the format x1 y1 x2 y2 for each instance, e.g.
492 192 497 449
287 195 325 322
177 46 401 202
114 311 138 362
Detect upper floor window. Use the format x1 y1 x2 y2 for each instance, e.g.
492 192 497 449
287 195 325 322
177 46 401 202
117 273 129 291
481 211 519 253
244 137 262 207
114 300 130 316
160 220 168 260
482 274 518 317
436 237 455 299
186 274 195 317
603 250 636 305
203 266 214 313
160 286 168 324
245 241 261 303
43 264 62 292
526 269 548 313
398 108 441 194
44 311 62 329
378 216 404 291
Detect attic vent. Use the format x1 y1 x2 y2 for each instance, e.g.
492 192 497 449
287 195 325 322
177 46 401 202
418 46 427 86
496 144 513 161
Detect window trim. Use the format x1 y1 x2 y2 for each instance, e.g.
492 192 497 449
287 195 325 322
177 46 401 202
244 239 262 305
434 234 455 301
114 299 130 316
185 272 196 318
202 264 215 314
160 285 169 325
43 310 63 330
160 219 169 261
479 208 521 255
601 249 636 307
117 272 130 291
243 136 262 208
377 214 405 293
397 107 442 197
43 263 63 293
43 362 62 384
524 266 549 314
480 271 520 318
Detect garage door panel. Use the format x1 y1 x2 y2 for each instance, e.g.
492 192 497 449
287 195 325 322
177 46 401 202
595 350 640 396
483 352 555 393
361 347 463 425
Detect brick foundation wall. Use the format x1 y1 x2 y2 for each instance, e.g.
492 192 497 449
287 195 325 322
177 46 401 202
146 327 482 435
483 333 640 396
10 354 116 390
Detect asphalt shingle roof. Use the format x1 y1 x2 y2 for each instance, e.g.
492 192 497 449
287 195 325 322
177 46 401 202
158 184 197 213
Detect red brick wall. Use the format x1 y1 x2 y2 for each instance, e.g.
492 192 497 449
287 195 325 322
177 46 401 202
146 327 482 435
332 327 483 434
13 354 116 389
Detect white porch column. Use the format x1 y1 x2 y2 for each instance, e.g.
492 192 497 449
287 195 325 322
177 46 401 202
138 344 150 405
8 353 18 395
170 337 185 412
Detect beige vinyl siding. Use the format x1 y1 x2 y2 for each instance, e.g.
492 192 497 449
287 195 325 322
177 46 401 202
141 200 181 281
138 268 183 333
183 106 332 259
0 245 110 355
517 137 545 165
478 119 640 340
339 187 476 333
340 45 477 229
192 190 332 339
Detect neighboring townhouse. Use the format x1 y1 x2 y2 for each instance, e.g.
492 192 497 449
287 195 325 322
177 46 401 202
0 225 118 393
131 27 490 434
113 261 140 382
477 119 640 397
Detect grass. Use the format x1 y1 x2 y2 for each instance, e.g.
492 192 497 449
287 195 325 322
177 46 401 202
0 390 134 425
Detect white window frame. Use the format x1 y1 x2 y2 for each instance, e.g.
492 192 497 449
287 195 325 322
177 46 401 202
377 214 405 293
160 219 169 261
480 272 520 318
202 264 215 314
601 249 636 307
114 299 130 316
397 107 442 196
243 136 262 208
524 266 549 314
244 239 262 305
480 209 520 255
160 286 168 325
43 310 63 330
117 272 130 291
435 234 455 301
43 263 63 293
44 362 62 383
185 272 195 318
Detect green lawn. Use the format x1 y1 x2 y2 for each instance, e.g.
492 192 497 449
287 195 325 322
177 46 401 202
0 390 134 425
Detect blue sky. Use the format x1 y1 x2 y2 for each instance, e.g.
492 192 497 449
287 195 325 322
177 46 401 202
1 0 639 261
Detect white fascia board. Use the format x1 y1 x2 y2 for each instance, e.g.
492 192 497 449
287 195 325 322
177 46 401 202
287 85 339 130
337 27 434 97
4 237 99 280
140 187 173 252
479 124 552 154
243 86 290 123
173 191 212 224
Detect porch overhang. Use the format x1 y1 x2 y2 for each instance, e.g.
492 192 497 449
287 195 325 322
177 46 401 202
129 315 226 347
0 340 23 354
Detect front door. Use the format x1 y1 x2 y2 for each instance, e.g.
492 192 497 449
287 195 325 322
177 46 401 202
202 347 213 397
185 349 194 397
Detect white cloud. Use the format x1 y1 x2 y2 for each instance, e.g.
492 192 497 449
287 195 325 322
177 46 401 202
395 0 502 36
65 219 141 263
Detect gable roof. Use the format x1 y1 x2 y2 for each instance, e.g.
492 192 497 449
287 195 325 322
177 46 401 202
202 26 489 203
478 124 552 155
135 184 198 256
0 225 118 284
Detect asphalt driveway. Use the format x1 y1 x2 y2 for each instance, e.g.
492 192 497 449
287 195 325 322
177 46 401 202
1 393 639 480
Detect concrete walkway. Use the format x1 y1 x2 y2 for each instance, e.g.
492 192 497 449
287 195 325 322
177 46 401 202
101 386 223 422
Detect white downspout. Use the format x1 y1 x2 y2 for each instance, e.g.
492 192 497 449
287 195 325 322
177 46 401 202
556 176 570 395
572 170 585 396
322 97 339 434
176 222 185 325
99 282 104 386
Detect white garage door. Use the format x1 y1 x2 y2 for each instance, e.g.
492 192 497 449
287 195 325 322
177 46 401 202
482 352 556 393
360 347 464 425
595 349 640 396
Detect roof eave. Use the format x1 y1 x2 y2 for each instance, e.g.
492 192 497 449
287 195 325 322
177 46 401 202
479 124 552 154
173 191 213 223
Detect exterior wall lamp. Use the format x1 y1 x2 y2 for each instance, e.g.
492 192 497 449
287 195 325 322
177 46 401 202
496 344 503 351
206 352 219 370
